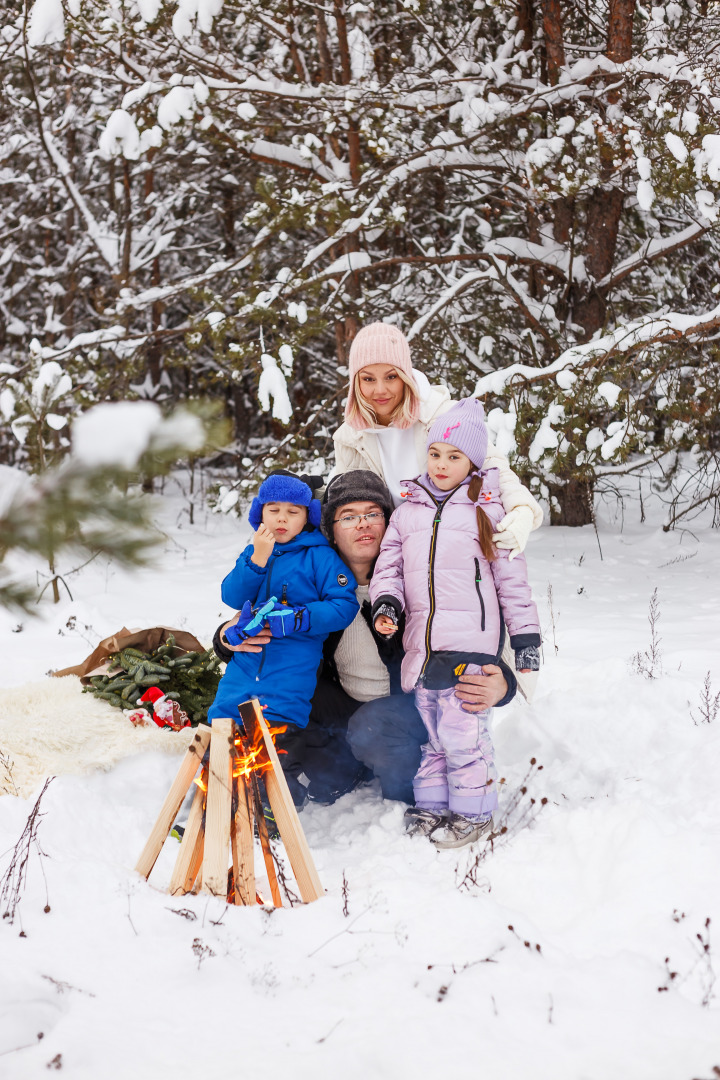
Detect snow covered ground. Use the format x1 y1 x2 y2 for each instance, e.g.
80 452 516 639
1 486 720 1079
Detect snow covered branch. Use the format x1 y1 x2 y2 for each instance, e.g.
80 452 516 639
475 299 720 397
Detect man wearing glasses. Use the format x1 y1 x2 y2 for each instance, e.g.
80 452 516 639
214 470 515 805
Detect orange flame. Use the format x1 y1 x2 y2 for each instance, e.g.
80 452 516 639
232 719 288 781
233 743 271 780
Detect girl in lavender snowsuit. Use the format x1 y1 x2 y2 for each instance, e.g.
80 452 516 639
370 397 541 849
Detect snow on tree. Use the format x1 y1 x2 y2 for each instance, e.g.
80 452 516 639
0 399 224 610
1 0 719 524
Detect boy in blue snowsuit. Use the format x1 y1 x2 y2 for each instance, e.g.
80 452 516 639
207 472 359 804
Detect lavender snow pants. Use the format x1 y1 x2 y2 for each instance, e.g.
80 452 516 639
413 667 498 819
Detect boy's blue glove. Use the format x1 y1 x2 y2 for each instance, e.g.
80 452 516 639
224 597 278 645
265 604 311 637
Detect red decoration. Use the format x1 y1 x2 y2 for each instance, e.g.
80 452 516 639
139 687 191 730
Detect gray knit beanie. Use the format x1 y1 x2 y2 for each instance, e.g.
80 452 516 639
321 470 394 543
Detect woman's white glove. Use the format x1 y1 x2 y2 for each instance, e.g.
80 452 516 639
492 506 534 560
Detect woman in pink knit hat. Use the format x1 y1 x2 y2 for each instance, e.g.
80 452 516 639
332 321 542 559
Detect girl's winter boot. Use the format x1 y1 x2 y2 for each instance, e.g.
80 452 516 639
430 813 493 850
404 806 446 838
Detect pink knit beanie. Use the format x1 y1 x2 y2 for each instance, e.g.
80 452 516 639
344 323 419 429
426 397 488 468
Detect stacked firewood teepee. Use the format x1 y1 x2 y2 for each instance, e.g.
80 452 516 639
135 698 323 906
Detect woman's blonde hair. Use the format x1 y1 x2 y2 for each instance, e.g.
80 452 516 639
346 367 421 430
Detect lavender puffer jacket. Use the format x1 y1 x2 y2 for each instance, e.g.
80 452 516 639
370 471 541 693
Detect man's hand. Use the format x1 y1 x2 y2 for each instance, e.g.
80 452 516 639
454 663 508 712
374 615 398 636
221 613 272 654
251 523 275 567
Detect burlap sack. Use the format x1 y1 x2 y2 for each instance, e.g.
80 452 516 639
52 626 205 685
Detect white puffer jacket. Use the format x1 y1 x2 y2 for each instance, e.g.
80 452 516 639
332 376 543 529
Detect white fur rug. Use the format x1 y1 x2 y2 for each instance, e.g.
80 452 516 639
0 676 194 797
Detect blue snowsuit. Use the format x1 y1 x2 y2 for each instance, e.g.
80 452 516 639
207 529 359 728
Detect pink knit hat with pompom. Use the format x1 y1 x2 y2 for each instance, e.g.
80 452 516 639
344 323 419 430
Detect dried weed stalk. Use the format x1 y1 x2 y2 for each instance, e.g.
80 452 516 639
456 760 547 891
507 923 543 954
691 672 720 725
630 587 663 679
41 975 95 998
271 842 300 907
191 937 216 970
428 950 504 1003
0 777 53 926
0 1031 45 1059
546 584 559 655
0 749 18 796
658 916 715 1007
166 906 197 921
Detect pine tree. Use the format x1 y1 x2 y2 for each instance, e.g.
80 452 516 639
0 400 227 611
2 0 719 524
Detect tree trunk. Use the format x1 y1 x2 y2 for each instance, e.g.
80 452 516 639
334 0 352 83
572 3 635 338
316 12 333 82
64 36 76 339
552 196 574 324
221 184 236 257
332 0 362 360
286 0 306 81
516 0 534 50
540 0 565 85
607 0 635 63
549 478 594 526
574 186 624 338
120 159 132 287
335 315 359 366
526 205 541 298
144 152 163 389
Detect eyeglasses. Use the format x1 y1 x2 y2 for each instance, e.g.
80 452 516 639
334 512 385 529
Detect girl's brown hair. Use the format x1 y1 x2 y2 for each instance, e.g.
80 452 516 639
467 474 497 562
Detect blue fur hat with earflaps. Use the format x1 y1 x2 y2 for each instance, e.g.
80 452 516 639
248 470 323 529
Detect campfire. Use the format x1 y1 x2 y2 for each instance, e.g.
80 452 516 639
135 698 323 906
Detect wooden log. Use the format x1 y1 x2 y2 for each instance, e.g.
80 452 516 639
253 702 324 903
235 715 282 908
250 768 283 908
184 822 205 894
230 775 239 906
202 718 234 896
231 774 255 905
168 769 206 895
135 725 211 880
